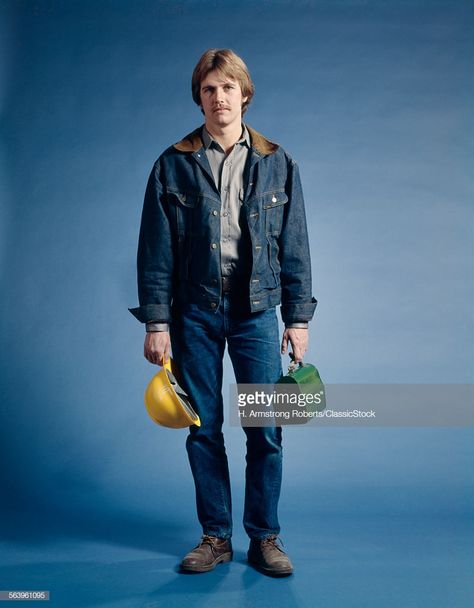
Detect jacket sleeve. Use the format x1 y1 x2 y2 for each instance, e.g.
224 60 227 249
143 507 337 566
278 158 317 325
129 160 175 324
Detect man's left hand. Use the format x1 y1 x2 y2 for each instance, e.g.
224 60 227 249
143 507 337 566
281 328 308 363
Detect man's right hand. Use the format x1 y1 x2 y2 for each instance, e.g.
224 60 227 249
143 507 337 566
144 331 171 366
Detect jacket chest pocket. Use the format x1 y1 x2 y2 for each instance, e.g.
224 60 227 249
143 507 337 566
166 190 199 280
166 190 199 238
262 191 288 235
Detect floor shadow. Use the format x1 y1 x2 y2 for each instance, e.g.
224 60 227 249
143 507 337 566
1 506 193 557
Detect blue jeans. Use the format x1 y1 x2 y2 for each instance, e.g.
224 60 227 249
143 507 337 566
170 294 283 540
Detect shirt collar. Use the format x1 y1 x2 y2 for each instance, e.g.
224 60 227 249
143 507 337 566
202 124 250 151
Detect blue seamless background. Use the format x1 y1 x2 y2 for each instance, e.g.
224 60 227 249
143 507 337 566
0 0 473 540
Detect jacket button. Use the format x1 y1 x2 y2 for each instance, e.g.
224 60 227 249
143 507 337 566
212 210 218 216
210 302 217 308
211 243 218 249
272 195 277 203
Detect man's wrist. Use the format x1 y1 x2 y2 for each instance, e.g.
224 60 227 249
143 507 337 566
146 322 169 332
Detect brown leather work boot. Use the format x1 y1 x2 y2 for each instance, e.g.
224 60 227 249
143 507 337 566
247 535 293 577
180 535 233 573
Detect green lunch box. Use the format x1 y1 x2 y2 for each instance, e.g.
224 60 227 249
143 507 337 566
276 361 326 413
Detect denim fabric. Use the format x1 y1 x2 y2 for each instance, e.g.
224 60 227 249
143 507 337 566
129 124 317 327
170 294 283 540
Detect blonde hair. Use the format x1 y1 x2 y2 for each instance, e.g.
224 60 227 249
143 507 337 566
191 48 255 114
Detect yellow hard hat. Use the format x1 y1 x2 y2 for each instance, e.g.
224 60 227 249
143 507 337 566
144 358 201 428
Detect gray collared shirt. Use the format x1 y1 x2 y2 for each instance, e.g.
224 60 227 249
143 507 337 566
202 124 250 277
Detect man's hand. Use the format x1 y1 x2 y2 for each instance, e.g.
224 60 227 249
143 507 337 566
144 331 171 366
281 328 308 363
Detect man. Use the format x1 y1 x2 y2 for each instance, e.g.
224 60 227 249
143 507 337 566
130 49 316 576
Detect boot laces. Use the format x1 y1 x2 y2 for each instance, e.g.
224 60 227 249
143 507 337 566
261 535 284 549
200 534 221 547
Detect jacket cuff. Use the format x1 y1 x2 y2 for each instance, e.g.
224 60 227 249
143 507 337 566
281 297 317 325
129 304 171 324
285 322 308 329
146 322 170 332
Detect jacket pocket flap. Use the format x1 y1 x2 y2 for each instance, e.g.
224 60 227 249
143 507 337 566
262 191 288 209
166 189 198 207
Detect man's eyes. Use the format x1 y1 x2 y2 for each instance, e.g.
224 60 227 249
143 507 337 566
202 85 235 94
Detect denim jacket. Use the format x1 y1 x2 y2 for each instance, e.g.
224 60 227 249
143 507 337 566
129 124 317 325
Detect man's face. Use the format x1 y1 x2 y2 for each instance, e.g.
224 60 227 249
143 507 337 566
199 70 247 131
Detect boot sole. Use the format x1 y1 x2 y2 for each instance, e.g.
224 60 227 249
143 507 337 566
247 557 293 577
180 551 233 573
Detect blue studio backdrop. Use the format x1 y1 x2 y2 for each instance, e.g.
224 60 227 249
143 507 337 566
0 1 473 607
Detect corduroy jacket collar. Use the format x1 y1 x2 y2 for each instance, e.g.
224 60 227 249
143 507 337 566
173 124 279 156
